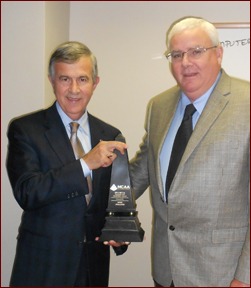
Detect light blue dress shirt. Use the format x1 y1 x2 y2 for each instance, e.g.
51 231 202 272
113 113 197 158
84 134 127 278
56 102 92 178
160 72 221 201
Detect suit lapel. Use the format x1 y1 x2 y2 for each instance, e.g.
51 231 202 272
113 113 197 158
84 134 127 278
153 88 180 196
43 107 110 207
88 114 107 148
180 71 231 167
156 93 180 157
43 103 75 164
43 106 108 165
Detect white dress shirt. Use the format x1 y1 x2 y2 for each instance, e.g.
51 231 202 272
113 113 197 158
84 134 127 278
56 102 92 178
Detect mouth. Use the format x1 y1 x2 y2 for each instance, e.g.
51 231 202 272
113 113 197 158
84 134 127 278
67 96 81 102
183 72 198 78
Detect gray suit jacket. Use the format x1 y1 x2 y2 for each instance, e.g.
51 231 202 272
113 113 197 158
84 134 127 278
130 70 250 286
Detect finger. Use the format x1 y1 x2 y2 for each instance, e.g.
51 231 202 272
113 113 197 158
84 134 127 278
109 142 128 154
104 240 120 247
106 152 119 161
101 156 116 168
106 153 113 159
99 140 127 154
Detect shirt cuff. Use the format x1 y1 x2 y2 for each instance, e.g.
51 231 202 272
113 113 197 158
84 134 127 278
80 158 92 177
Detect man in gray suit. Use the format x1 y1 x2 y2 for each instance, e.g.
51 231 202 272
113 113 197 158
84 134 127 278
130 17 250 287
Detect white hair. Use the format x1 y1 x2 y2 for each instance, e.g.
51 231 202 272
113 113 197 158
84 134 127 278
166 17 220 52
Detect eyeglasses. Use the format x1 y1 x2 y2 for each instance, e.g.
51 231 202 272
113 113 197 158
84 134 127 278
165 46 218 63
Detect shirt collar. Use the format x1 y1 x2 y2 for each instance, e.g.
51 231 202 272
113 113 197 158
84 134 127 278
56 102 89 134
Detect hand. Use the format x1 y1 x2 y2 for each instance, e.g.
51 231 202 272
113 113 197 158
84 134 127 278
83 140 127 170
230 279 249 287
95 237 131 247
104 240 131 247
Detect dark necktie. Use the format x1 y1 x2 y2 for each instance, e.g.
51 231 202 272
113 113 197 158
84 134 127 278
70 122 93 205
165 104 196 199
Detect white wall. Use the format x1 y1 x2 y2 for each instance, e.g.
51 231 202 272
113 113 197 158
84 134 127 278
44 1 70 107
1 1 250 287
1 2 70 286
2 3 45 286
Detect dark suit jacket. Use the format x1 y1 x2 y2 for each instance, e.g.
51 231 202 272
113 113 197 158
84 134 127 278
6 102 126 286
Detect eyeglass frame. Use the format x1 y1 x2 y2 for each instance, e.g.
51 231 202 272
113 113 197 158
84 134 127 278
165 45 218 63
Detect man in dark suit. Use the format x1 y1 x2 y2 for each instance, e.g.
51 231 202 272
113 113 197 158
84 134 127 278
6 41 128 286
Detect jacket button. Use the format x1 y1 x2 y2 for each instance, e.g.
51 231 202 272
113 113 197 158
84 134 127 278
169 225 175 231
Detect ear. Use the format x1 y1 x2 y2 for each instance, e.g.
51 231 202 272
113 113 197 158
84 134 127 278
48 75 54 86
216 45 224 65
48 75 56 94
93 76 100 90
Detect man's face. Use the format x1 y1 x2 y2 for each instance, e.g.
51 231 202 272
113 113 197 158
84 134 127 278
49 56 99 120
169 28 223 101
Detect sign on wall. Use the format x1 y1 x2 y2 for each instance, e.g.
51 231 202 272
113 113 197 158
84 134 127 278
214 22 250 81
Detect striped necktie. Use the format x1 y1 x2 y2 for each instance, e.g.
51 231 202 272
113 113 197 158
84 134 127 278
70 122 93 205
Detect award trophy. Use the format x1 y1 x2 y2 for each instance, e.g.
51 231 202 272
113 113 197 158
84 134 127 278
99 134 145 242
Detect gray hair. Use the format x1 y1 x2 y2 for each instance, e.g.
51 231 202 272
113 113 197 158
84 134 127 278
48 41 98 83
166 17 220 52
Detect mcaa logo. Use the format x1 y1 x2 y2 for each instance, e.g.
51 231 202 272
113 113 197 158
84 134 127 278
110 184 130 191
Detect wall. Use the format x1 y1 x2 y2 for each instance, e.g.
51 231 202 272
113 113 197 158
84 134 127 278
44 1 70 107
1 2 70 286
216 24 250 81
2 3 45 286
1 1 250 287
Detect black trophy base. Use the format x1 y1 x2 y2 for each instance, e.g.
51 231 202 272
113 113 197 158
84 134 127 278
99 215 145 242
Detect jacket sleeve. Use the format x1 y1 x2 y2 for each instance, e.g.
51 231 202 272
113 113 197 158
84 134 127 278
234 187 250 284
129 100 153 199
6 119 89 211
113 245 128 256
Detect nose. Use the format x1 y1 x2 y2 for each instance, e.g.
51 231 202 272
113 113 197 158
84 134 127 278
69 79 80 94
181 52 191 65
